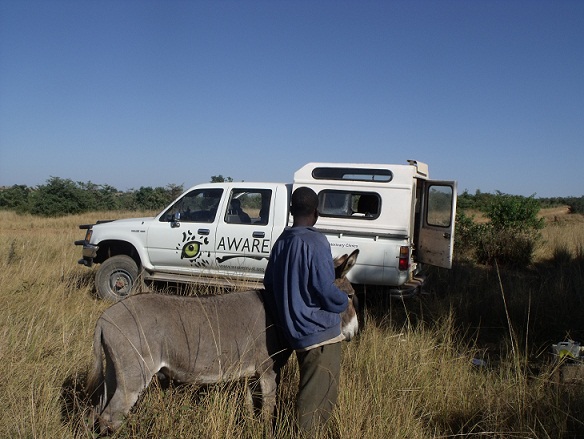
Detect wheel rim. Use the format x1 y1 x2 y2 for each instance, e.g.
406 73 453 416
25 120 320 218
108 269 133 297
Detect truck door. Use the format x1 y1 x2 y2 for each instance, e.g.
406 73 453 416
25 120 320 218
417 180 457 269
147 187 224 273
214 187 275 280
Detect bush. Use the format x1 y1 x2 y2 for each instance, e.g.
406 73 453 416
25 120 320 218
474 227 537 267
484 192 544 231
566 196 584 214
0 185 31 212
29 177 90 216
456 193 544 268
77 182 121 211
454 211 484 260
131 186 180 211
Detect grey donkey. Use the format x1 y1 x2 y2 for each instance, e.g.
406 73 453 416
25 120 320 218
86 250 359 434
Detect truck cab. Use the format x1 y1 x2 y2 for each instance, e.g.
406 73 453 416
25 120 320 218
147 182 290 283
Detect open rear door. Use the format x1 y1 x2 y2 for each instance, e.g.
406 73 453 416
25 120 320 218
417 180 457 269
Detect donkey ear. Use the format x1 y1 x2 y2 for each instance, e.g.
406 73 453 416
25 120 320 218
334 254 348 278
334 254 348 268
335 249 359 278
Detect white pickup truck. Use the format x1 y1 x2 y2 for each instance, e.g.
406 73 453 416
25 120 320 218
76 161 457 301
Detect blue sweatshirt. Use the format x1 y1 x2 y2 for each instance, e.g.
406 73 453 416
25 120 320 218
263 226 348 350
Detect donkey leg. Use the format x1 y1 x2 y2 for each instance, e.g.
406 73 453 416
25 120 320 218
259 370 278 423
98 369 153 434
243 377 255 415
253 371 277 439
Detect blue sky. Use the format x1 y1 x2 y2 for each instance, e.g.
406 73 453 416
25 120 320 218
1 0 582 198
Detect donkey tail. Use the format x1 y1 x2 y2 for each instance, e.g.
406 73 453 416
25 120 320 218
86 320 104 406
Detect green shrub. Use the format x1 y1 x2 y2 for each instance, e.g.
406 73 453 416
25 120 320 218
454 211 484 260
0 185 31 212
566 196 584 214
456 193 543 268
29 177 90 216
474 227 537 267
484 192 544 231
77 182 121 211
131 186 179 211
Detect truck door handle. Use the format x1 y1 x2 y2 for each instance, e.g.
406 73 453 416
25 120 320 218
253 231 265 238
198 228 210 235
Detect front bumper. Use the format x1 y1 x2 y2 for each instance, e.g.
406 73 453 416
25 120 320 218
75 240 98 267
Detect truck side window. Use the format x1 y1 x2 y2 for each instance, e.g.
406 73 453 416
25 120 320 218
312 167 392 182
426 185 453 227
355 194 379 217
225 189 272 225
320 191 351 216
160 188 223 223
318 190 380 219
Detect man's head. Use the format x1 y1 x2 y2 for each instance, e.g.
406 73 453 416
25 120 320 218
290 187 319 226
231 198 241 210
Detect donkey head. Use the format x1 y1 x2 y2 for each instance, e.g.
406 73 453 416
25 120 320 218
333 249 359 341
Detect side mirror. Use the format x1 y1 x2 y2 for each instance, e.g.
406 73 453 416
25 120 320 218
171 212 181 228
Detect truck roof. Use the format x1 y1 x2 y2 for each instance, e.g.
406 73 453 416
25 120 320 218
294 160 429 187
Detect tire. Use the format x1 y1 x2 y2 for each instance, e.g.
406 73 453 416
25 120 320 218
95 255 139 301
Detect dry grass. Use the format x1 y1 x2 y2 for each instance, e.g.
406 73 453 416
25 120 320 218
534 211 584 262
0 209 583 438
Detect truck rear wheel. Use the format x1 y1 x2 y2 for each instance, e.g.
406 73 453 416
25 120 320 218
95 255 139 301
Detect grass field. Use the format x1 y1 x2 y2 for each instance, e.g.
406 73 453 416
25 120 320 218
0 208 583 438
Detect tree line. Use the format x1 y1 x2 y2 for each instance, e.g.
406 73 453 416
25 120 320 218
0 178 185 216
1 177 583 218
2 177 582 269
458 189 584 214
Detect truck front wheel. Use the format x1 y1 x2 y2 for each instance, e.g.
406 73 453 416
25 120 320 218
95 255 139 301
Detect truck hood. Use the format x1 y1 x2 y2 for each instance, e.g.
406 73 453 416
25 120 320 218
93 217 156 231
112 217 154 224
89 217 157 246
99 217 155 225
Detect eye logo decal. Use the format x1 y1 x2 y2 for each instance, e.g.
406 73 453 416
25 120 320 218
175 230 211 267
181 241 200 259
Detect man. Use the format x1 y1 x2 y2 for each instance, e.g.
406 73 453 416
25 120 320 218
263 186 349 434
229 198 251 223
